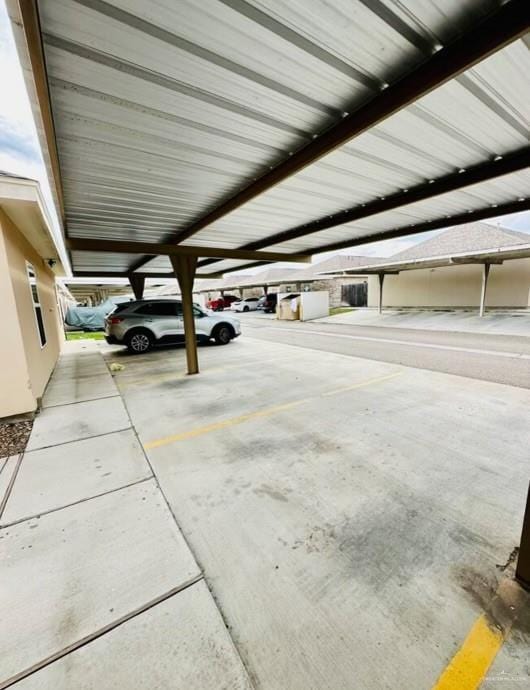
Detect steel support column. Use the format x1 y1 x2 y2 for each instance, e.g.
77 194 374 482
377 273 385 315
479 263 491 317
170 255 199 375
129 274 146 300
516 482 530 590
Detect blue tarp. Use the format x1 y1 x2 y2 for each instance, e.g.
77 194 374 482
64 300 116 331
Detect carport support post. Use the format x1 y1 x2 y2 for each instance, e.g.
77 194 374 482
479 263 491 317
377 273 385 315
516 482 530 590
170 255 199 375
129 274 145 301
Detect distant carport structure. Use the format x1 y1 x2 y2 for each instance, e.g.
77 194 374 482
199 268 306 301
7 0 530 375
322 223 530 316
58 276 174 305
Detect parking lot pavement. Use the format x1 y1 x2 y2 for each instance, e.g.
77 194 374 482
237 315 530 389
105 337 530 690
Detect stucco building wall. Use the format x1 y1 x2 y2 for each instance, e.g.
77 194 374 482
367 259 530 309
0 209 63 418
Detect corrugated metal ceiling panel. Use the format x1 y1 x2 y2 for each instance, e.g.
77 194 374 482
33 0 529 275
264 169 530 253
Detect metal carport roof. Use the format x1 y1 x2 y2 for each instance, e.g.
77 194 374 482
7 0 530 279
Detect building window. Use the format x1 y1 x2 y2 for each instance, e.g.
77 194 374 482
26 262 46 347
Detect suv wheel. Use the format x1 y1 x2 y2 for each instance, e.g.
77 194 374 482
243 305 250 312
213 324 232 345
126 329 153 354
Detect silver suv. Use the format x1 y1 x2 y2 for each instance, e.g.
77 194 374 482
104 299 241 354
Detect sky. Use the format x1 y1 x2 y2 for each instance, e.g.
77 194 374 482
1 0 528 280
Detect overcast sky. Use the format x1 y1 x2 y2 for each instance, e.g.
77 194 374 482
1 0 528 278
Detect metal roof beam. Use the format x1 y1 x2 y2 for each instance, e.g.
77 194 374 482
66 238 311 263
197 146 530 268
306 198 530 255
164 0 528 255
235 147 530 252
71 271 222 279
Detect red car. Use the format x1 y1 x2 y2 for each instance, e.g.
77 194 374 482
207 294 239 311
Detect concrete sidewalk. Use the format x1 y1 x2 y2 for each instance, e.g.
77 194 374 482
0 341 251 689
317 308 530 336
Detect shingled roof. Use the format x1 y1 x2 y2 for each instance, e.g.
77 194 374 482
388 223 529 262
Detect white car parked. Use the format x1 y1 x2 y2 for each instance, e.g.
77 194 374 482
232 297 260 312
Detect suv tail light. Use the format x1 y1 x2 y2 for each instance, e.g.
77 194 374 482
108 316 124 324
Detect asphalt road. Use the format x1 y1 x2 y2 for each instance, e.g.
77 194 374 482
239 315 530 388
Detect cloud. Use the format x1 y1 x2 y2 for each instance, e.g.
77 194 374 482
0 115 41 162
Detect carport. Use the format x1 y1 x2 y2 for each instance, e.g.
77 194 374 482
58 276 174 305
5 1 530 684
324 232 530 316
7 0 530 379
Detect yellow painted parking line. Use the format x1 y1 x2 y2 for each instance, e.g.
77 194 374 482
431 614 504 690
144 399 305 449
322 371 402 397
144 370 402 449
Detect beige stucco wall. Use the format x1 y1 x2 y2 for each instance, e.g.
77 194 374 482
0 209 63 417
367 259 530 309
0 226 34 417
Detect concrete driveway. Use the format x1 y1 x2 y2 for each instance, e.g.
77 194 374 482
103 335 530 689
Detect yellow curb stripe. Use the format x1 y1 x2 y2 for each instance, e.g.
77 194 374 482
431 615 504 690
322 371 402 397
144 370 402 449
144 399 305 449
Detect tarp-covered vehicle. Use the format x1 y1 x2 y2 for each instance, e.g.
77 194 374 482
65 300 119 331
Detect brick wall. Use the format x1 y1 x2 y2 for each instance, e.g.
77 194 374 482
277 278 367 307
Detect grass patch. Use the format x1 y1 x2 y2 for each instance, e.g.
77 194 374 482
65 331 105 341
329 307 354 316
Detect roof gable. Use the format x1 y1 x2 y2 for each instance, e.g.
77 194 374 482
389 223 529 261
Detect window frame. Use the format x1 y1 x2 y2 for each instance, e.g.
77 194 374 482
134 301 181 317
25 261 47 349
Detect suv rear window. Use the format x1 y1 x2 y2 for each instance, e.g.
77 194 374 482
112 302 131 313
135 302 180 316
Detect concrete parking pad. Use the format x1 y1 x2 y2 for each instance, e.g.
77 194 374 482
12 580 252 690
106 338 530 689
42 373 118 408
1 429 151 525
26 397 130 451
318 308 530 337
0 480 200 686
